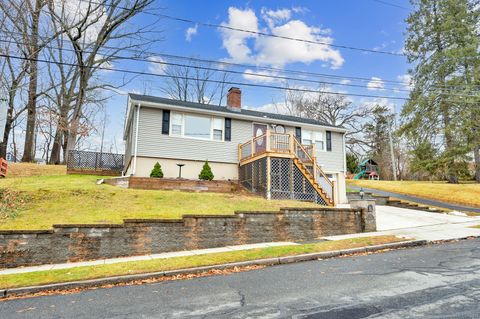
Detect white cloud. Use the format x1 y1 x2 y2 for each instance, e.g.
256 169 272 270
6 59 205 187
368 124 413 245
51 0 106 44
261 8 291 27
185 24 198 41
248 102 291 115
242 69 279 83
147 56 167 75
367 77 385 91
220 7 259 64
220 7 344 70
397 74 413 90
292 6 309 14
339 79 351 85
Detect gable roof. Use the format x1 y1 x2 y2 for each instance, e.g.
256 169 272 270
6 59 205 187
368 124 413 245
125 93 348 137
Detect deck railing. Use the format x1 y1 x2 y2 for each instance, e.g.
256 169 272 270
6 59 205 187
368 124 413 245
238 132 335 204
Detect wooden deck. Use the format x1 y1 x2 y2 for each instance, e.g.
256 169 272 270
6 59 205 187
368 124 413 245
238 132 335 206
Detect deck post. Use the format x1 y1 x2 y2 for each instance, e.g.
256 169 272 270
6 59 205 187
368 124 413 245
288 132 294 154
251 138 254 158
266 156 271 200
266 130 271 153
332 180 336 206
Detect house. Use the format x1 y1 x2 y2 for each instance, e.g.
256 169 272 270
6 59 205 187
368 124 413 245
123 87 348 205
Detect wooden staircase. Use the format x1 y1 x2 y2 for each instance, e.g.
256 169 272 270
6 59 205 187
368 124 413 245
293 158 334 206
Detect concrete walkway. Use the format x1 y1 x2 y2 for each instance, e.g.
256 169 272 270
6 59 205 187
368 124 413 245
2 205 480 276
0 242 298 276
349 185 480 213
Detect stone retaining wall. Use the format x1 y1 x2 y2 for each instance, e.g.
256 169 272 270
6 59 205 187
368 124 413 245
0 208 375 268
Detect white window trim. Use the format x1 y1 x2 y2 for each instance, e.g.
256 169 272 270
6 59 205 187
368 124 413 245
302 129 326 152
169 111 225 142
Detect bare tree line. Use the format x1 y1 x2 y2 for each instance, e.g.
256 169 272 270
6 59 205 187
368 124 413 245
0 0 157 163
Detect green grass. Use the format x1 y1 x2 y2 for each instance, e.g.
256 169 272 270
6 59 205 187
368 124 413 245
0 235 405 289
348 179 480 208
0 173 319 230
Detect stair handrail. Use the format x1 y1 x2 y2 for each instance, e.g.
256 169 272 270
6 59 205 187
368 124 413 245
291 136 334 203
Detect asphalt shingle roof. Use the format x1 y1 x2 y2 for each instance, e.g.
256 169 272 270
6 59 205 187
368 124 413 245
129 93 345 130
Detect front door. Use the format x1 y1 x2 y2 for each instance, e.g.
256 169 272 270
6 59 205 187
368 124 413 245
253 123 268 154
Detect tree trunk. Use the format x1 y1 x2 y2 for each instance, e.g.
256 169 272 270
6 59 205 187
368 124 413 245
49 104 69 164
64 65 87 162
21 0 42 162
474 145 480 183
49 129 63 164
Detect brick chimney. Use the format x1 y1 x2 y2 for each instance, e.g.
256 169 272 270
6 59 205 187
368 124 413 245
227 87 241 110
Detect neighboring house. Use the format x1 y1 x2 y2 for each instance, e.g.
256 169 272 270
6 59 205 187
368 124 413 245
123 87 348 204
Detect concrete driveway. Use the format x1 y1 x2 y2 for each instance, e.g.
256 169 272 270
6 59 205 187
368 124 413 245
375 205 479 231
329 205 480 242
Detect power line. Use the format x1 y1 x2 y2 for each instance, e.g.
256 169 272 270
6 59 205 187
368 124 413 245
75 0 405 57
0 37 413 93
1 29 477 91
371 0 410 11
3 51 479 103
0 51 413 101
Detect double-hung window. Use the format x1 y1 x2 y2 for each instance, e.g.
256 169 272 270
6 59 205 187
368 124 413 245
302 130 325 152
170 112 224 141
171 113 183 135
212 118 223 141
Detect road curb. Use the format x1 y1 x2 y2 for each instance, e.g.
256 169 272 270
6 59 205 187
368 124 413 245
1 240 427 299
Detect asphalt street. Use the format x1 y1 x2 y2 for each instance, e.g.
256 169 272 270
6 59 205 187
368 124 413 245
1 239 480 318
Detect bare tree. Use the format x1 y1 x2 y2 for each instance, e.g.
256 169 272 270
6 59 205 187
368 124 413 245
161 60 231 106
282 85 371 156
47 0 157 162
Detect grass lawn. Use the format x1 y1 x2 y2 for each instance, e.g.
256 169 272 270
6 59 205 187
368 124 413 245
348 179 480 208
0 167 319 230
0 235 405 289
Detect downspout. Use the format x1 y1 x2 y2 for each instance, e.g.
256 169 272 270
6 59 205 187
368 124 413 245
343 132 347 173
132 104 141 176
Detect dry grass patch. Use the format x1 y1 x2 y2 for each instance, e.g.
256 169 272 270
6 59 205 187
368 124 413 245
348 180 480 208
0 235 406 289
5 163 66 178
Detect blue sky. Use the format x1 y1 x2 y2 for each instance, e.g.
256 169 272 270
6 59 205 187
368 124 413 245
99 0 412 153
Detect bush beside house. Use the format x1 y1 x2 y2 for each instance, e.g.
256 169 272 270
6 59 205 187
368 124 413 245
150 162 164 178
199 160 214 181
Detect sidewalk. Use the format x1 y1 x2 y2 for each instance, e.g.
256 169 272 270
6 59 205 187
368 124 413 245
0 242 298 276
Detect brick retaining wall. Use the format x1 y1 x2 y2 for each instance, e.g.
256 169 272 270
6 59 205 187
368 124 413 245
128 177 240 193
0 208 375 268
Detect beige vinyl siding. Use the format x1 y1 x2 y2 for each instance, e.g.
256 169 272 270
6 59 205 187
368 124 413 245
315 131 345 172
131 106 345 172
136 107 252 164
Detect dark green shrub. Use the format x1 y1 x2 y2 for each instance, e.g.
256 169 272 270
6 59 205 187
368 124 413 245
198 160 214 181
150 162 164 178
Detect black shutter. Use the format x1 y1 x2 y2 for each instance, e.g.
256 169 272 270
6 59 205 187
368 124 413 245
326 131 332 151
224 118 232 141
295 127 302 141
162 110 170 135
